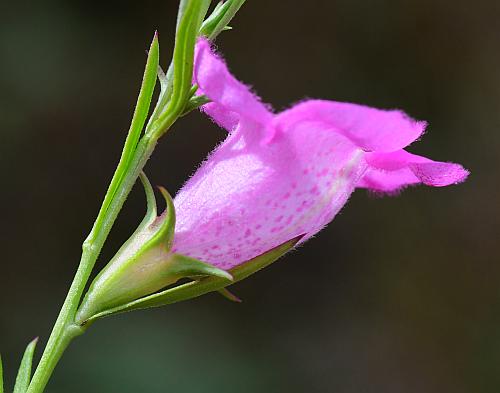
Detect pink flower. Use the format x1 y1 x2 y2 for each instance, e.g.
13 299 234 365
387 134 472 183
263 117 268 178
172 39 469 270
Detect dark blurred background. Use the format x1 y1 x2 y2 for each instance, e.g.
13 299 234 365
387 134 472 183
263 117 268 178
1 1 499 392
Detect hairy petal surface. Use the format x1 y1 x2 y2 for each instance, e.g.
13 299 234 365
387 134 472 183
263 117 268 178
170 39 469 270
173 121 366 269
194 38 272 131
274 100 427 152
358 150 469 192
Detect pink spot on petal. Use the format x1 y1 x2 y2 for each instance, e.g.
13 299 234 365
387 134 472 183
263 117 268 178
317 168 329 177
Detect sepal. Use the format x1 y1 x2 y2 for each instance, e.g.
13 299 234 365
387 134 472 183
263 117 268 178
168 254 233 281
80 235 303 325
218 288 242 303
76 174 178 323
137 172 159 226
13 338 38 393
154 186 176 250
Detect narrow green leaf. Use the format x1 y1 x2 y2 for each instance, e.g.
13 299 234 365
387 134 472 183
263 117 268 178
200 0 246 40
95 32 159 226
151 0 211 139
13 338 38 393
170 0 210 103
0 354 4 393
176 0 190 32
120 32 160 168
199 1 232 37
148 0 245 133
83 235 303 324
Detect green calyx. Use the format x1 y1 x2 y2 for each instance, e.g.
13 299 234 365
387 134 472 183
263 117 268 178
76 171 302 328
79 234 303 326
75 173 231 324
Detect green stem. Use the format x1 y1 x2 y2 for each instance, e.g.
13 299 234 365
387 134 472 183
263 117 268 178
25 0 239 390
26 135 158 393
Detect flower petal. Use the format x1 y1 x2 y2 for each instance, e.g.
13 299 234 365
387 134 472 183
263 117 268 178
194 38 273 131
274 99 426 152
173 120 366 270
358 150 469 192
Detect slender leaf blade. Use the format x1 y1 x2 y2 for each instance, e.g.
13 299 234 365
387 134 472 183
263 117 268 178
13 338 38 393
152 0 211 138
200 0 246 40
121 33 160 168
0 354 4 393
97 32 160 224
